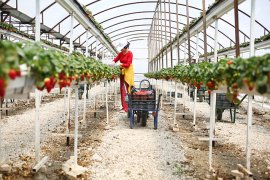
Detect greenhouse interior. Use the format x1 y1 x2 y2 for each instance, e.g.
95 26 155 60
0 0 270 179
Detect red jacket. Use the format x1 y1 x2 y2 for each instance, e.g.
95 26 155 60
113 51 133 68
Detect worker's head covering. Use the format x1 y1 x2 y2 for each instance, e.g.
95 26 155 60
123 42 130 49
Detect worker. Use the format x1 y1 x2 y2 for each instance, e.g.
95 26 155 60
113 42 134 112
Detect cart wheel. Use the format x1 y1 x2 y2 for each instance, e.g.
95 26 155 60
130 110 134 129
141 111 148 127
127 109 130 118
78 93 83 100
154 111 158 130
216 109 223 120
137 111 141 123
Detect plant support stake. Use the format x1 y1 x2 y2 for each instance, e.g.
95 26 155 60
34 0 41 163
246 0 255 171
193 32 199 125
74 86 79 166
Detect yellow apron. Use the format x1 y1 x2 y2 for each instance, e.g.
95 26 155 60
122 64 134 93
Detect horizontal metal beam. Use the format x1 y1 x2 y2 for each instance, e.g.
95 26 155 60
56 0 117 55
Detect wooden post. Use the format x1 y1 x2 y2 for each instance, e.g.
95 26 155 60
234 0 240 57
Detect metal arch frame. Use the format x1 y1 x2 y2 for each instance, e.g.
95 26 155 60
106 24 184 35
99 11 195 25
91 1 202 16
110 32 206 54
109 29 214 51
218 17 250 40
82 15 235 49
29 2 56 23
128 38 147 43
106 24 224 49
95 29 214 55
2 0 269 54
238 9 269 34
101 17 232 46
0 0 11 9
47 15 70 33
98 35 198 57
83 1 258 44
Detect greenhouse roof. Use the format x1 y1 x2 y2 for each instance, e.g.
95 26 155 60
0 0 269 65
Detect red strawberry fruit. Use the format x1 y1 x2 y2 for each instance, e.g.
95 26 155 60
44 78 51 89
8 69 17 80
16 70 21 77
227 60 233 65
80 74 85 81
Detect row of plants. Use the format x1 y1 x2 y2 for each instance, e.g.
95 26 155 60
145 54 270 103
0 40 120 97
0 22 69 52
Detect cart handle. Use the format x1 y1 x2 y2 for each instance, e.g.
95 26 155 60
139 79 152 91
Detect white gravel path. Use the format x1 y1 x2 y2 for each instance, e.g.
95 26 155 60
0 96 66 162
89 111 193 180
0 82 110 163
180 96 270 153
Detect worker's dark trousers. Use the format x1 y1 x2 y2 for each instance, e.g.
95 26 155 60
120 74 129 112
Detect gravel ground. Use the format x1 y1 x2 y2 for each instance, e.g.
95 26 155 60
0 96 66 163
0 82 110 164
89 111 195 180
181 97 270 154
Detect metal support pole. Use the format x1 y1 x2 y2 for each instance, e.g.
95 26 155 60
63 88 67 123
161 80 164 108
106 81 109 124
209 91 216 169
66 88 71 145
114 79 117 107
193 32 199 125
74 86 79 167
184 40 187 65
168 0 173 67
94 84 97 118
214 19 219 64
173 82 177 125
169 80 172 104
186 0 191 64
163 0 168 67
82 83 87 125
85 31 89 57
183 40 187 111
202 0 207 61
95 37 98 60
34 0 41 163
69 13 74 54
246 0 255 171
176 0 180 65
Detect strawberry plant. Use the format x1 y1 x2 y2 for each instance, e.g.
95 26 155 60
145 54 270 103
0 41 22 97
0 40 120 97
